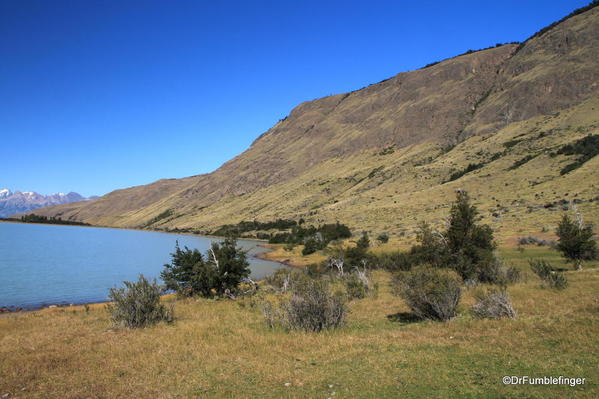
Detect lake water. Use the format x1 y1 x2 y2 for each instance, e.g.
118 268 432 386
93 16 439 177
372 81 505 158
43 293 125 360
0 222 285 309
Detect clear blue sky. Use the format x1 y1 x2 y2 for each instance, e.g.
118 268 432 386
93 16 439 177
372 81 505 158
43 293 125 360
1 0 589 197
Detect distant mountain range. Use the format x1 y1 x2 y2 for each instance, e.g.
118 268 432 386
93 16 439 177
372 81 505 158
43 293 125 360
0 189 95 218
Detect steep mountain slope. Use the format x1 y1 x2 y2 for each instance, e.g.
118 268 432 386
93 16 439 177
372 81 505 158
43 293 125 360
0 190 89 217
31 5 599 242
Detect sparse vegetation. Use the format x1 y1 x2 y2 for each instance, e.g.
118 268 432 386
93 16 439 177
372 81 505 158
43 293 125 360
529 259 568 290
143 209 174 227
106 275 173 328
471 289 517 319
262 279 347 332
557 134 599 175
4 213 92 226
508 154 537 170
445 162 484 182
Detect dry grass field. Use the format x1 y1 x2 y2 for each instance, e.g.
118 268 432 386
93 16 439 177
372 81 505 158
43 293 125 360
1 247 597 398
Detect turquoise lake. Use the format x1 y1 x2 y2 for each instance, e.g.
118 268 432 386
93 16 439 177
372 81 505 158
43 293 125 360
0 222 285 309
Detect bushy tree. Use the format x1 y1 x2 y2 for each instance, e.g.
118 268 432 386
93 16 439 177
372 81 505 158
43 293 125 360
556 213 597 270
410 222 447 268
446 191 496 281
161 237 250 297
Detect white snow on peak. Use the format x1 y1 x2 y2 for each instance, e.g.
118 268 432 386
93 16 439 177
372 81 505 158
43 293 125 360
0 188 11 197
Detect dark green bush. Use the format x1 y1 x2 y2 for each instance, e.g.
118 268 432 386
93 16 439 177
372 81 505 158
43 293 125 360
394 266 462 321
370 251 414 271
556 213 597 269
376 233 390 244
161 237 250 297
107 275 173 328
557 135 599 175
302 237 324 255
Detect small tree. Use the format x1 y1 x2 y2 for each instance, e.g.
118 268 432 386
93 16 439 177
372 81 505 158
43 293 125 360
446 191 497 282
356 231 370 250
107 275 173 328
556 212 597 270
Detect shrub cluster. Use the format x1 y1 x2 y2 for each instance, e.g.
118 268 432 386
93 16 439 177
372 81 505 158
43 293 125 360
262 279 347 332
107 275 173 328
518 236 554 247
529 259 568 290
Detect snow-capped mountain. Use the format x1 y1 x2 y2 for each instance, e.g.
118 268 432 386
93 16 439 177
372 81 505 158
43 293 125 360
0 189 94 218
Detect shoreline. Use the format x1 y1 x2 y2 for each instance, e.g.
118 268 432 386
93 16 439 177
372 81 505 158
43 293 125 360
0 219 269 242
0 224 287 314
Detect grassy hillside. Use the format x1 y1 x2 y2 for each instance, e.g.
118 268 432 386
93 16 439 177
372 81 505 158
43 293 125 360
1 248 597 398
27 6 599 239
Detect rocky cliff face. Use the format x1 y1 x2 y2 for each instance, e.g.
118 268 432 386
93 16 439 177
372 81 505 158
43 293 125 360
28 5 599 240
0 190 88 218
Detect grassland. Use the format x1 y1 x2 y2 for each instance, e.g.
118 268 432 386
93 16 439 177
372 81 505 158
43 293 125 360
1 247 597 398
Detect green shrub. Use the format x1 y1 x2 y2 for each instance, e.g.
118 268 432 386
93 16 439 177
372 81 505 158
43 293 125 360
394 266 462 321
471 289 516 319
343 269 377 300
370 251 414 271
107 275 173 328
376 233 390 244
529 259 568 290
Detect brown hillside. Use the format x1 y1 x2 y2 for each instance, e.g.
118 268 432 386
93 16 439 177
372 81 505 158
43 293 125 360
30 6 599 242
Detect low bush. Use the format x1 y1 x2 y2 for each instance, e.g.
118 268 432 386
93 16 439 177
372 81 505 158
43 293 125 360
266 268 309 292
343 268 377 300
529 259 568 290
471 289 517 319
393 266 462 321
107 275 173 328
262 280 347 332
371 251 414 271
518 236 554 247
376 233 390 244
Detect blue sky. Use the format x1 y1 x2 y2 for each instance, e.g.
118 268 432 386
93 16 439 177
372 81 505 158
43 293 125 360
1 0 589 197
